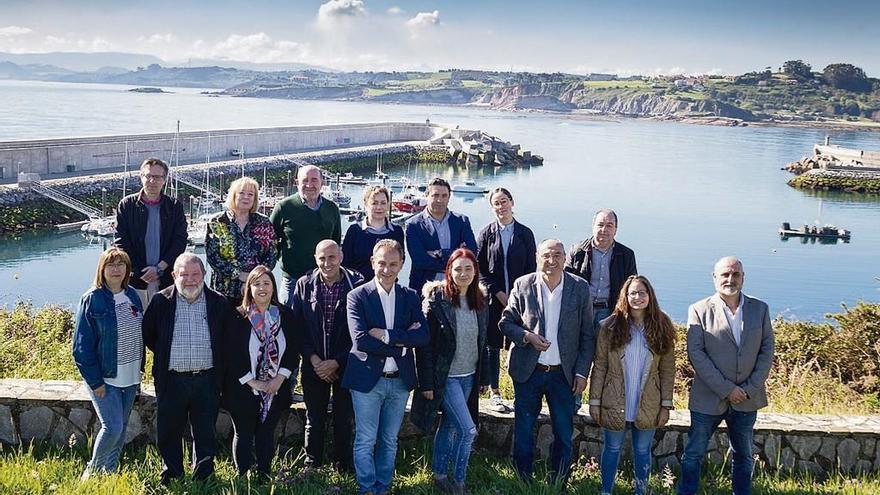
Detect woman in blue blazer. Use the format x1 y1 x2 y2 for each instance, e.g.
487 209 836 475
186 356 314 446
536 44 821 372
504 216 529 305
72 247 145 479
475 187 536 412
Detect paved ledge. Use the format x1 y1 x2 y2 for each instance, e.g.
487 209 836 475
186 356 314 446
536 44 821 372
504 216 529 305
2 379 878 475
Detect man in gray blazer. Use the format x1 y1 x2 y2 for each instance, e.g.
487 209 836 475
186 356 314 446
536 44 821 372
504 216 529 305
678 256 774 495
500 239 596 487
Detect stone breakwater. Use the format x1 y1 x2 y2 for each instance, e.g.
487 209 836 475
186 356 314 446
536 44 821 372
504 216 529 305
0 142 446 233
788 169 880 194
2 379 878 476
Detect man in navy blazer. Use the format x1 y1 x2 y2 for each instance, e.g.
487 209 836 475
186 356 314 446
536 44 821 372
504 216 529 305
341 239 429 495
405 177 477 295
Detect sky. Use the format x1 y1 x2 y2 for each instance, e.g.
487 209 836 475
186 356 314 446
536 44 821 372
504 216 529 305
1 0 878 76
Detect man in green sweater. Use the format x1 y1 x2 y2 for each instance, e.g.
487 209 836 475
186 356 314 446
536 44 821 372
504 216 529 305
271 164 342 305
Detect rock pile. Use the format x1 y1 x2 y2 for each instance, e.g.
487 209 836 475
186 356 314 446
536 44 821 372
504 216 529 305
430 128 543 167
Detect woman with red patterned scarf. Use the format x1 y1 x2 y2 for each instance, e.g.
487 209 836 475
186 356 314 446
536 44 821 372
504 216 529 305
222 265 299 478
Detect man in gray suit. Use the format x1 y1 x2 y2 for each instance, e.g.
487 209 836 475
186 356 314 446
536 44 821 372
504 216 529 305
678 256 774 495
500 239 596 487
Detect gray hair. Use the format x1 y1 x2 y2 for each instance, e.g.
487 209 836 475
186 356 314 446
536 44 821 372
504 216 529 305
173 253 205 273
592 208 618 227
537 238 565 254
297 164 323 181
373 239 405 260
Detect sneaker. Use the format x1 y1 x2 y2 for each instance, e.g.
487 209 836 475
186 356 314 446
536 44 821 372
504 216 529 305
489 394 510 413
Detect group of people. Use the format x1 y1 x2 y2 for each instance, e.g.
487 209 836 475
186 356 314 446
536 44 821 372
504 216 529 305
71 157 775 495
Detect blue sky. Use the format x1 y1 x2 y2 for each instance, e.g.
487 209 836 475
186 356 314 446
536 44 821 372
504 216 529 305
0 0 877 75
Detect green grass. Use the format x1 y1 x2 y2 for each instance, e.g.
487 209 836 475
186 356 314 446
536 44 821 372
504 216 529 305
2 440 878 494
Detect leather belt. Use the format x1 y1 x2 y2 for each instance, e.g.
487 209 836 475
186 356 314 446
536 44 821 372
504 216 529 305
169 368 213 376
382 371 400 379
593 301 609 309
535 363 562 372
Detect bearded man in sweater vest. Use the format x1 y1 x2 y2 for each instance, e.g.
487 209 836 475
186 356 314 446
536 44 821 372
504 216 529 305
271 164 342 306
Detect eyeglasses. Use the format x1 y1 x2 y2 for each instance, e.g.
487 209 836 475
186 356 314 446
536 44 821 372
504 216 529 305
106 262 128 269
142 174 166 181
627 290 648 298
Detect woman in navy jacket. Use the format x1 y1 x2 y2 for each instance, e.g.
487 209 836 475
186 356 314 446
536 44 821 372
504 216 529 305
72 247 144 479
342 185 405 282
222 265 299 477
475 187 536 411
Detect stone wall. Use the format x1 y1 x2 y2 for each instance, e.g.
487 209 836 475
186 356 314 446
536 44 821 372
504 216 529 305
0 142 446 208
0 122 442 178
1 379 878 475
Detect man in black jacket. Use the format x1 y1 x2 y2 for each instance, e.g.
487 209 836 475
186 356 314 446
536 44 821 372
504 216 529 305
142 253 229 484
114 158 188 308
565 209 637 321
291 240 364 472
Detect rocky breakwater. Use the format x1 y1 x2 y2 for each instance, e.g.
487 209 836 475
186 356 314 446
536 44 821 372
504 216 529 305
2 378 879 476
429 129 543 167
785 155 880 194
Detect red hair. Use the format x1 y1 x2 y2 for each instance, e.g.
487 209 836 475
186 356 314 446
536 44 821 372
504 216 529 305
442 248 486 311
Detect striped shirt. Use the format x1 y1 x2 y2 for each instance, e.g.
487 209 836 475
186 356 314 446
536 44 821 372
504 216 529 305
623 323 650 422
104 291 143 388
168 291 214 372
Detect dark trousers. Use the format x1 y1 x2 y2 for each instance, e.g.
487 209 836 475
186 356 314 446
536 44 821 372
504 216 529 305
156 370 220 483
512 368 576 484
228 394 289 476
302 369 354 469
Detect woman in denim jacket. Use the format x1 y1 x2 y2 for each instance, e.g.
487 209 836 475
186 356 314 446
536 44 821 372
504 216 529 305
72 247 145 479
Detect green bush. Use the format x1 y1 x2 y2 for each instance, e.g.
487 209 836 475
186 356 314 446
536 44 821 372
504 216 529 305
0 302 78 380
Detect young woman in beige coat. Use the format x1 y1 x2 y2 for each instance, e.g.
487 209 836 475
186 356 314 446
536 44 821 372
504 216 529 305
588 275 676 495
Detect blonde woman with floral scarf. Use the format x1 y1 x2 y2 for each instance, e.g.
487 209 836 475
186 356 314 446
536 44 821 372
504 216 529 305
206 177 277 305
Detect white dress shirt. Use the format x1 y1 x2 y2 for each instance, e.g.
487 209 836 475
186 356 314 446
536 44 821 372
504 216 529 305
718 292 745 347
377 282 400 372
537 275 564 366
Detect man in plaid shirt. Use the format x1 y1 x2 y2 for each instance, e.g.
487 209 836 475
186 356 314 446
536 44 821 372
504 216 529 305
291 240 364 472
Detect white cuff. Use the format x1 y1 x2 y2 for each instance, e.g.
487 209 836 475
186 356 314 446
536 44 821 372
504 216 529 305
278 368 292 379
239 372 254 385
382 330 390 344
401 348 407 357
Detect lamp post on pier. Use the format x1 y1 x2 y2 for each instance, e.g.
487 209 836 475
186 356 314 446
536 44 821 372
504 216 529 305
287 169 292 196
101 188 107 217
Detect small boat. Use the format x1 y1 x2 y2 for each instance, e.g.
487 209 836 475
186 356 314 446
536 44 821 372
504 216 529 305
323 186 351 208
337 172 368 185
451 180 488 194
81 216 117 237
392 187 427 214
779 222 851 240
367 172 408 189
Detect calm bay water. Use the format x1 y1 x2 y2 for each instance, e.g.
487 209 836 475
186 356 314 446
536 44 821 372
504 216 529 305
0 80 878 321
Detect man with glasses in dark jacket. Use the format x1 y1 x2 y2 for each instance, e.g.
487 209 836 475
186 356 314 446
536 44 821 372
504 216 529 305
114 158 188 309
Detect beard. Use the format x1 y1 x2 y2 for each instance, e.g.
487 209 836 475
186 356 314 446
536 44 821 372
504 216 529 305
178 284 203 301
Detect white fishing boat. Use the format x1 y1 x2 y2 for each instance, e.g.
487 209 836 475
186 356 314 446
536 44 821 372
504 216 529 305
451 180 488 194
81 216 116 237
322 185 351 207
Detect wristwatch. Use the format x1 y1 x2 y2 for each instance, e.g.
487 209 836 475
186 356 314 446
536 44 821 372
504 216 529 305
156 265 165 277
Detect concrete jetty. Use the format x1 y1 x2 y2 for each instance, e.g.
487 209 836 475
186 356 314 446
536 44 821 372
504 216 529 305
0 122 441 182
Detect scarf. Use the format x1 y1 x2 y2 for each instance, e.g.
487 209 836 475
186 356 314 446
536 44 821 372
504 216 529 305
248 303 281 422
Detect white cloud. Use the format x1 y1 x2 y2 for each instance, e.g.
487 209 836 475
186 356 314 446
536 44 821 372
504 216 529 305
201 32 310 63
387 6 403 15
406 10 440 29
0 26 33 37
139 33 177 45
317 0 366 23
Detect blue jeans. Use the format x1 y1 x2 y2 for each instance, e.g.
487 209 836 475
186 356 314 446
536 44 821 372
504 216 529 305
512 368 576 483
86 383 138 473
601 423 656 495
678 408 757 495
279 275 296 307
351 377 411 495
432 375 477 483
